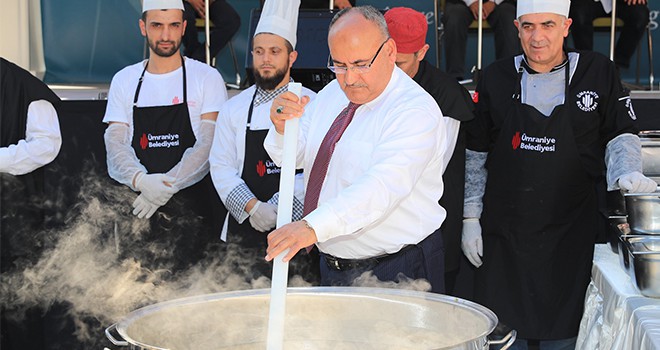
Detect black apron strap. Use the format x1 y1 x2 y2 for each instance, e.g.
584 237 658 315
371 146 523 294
133 60 148 106
134 56 187 106
246 88 258 130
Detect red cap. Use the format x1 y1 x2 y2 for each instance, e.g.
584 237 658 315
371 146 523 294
384 7 428 54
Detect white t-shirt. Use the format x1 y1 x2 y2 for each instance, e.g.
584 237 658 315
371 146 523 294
103 57 228 137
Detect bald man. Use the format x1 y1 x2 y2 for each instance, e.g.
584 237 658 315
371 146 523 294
264 6 451 292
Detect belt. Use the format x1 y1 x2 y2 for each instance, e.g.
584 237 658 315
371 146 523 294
321 244 415 271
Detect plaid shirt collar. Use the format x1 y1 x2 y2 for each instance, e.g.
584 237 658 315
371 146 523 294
253 78 294 107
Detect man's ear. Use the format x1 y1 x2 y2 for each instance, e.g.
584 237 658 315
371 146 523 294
416 44 430 62
289 50 298 68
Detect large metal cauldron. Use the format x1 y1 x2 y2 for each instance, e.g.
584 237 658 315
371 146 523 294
106 287 515 350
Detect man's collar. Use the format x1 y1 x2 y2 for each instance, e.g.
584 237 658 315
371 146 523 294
362 66 401 111
254 77 294 107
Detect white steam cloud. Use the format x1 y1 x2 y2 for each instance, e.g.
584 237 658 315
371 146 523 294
1 169 433 348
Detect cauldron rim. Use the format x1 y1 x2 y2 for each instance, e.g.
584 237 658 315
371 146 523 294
111 286 500 350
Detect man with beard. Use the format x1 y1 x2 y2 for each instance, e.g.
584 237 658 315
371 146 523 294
209 0 318 282
103 0 227 272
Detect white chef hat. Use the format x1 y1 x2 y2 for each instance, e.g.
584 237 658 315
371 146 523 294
254 0 301 49
516 0 571 19
143 0 184 13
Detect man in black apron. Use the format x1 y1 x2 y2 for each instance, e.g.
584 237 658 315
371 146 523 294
1 57 62 350
461 0 656 348
103 0 227 274
385 7 476 295
209 0 319 283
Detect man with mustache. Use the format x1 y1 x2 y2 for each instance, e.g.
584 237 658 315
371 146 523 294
461 0 655 347
103 0 227 272
264 6 449 292
209 0 318 281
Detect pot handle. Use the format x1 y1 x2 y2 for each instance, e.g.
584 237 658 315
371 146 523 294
487 330 517 350
105 323 129 347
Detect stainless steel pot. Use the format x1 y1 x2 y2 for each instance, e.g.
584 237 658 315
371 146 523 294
624 190 660 234
106 287 516 350
607 215 628 254
640 135 660 177
620 235 660 298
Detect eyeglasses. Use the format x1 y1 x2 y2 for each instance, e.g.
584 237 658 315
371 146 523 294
327 38 390 74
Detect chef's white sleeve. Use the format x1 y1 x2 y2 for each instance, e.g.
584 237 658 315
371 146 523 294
605 133 645 190
0 100 62 175
464 149 488 219
104 122 148 191
165 119 215 190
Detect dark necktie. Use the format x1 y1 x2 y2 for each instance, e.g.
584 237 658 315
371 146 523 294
303 102 361 216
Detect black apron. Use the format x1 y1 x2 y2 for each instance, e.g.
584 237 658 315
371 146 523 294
225 89 319 284
475 60 596 339
128 57 223 273
227 90 281 248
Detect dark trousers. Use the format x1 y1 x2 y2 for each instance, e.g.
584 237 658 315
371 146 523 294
319 229 445 293
442 0 521 80
569 0 649 68
182 0 241 61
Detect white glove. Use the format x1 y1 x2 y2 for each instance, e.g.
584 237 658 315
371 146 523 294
462 218 483 268
248 201 278 232
135 172 178 206
132 194 160 219
618 171 657 193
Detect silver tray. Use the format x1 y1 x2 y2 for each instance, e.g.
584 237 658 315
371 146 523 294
619 234 660 298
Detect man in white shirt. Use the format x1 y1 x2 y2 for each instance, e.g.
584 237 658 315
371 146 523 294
209 0 318 281
0 57 62 350
103 0 227 272
264 6 449 293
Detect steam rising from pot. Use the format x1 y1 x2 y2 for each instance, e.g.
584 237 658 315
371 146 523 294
0 172 310 346
1 170 431 348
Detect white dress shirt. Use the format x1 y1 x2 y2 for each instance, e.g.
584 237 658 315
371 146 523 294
0 100 61 175
265 67 449 259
